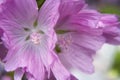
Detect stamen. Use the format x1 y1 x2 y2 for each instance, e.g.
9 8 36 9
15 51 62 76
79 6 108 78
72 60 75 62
58 34 72 51
30 32 41 45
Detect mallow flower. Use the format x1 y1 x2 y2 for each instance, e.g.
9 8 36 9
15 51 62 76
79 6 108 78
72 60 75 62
0 0 120 80
54 0 120 76
0 0 72 80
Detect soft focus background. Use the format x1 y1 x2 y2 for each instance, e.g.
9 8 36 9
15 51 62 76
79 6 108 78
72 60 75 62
0 0 120 80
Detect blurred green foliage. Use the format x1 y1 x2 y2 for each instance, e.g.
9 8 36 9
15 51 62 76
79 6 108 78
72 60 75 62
36 0 45 8
6 72 14 80
99 5 120 15
112 50 120 76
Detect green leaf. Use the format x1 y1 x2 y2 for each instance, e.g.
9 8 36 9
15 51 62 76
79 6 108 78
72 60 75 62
55 44 61 54
99 5 120 15
112 50 120 76
56 30 71 34
36 0 45 9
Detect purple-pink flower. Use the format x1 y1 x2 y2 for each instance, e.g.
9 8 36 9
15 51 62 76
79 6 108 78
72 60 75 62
54 0 103 74
0 0 65 80
54 0 120 76
0 0 120 80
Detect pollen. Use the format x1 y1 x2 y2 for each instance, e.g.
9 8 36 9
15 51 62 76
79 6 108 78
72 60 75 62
30 32 41 45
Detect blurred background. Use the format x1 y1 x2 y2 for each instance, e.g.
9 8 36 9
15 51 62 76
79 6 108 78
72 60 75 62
0 0 120 80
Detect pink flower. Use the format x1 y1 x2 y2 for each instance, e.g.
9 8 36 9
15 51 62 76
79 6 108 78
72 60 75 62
54 0 120 76
0 0 61 79
0 0 120 80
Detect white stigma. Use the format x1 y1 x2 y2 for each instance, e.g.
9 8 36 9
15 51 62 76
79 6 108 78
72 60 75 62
30 32 41 45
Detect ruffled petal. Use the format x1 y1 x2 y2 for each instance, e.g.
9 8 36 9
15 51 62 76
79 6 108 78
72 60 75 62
98 14 120 45
0 0 38 26
38 0 59 69
104 27 120 45
59 0 85 19
72 33 105 51
38 0 60 31
37 1 60 64
97 14 119 28
56 10 102 36
36 35 53 71
0 0 38 48
1 22 28 48
58 45 94 74
4 43 45 80
69 10 101 28
51 53 71 80
55 0 86 32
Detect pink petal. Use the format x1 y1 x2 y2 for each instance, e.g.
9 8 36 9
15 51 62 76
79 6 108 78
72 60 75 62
59 0 85 18
69 10 101 28
38 0 60 70
58 44 94 73
4 43 45 80
98 14 120 45
51 53 71 80
98 14 119 27
71 32 105 51
38 0 60 30
1 22 27 48
56 9 102 35
0 0 38 48
14 69 24 80
0 0 38 26
57 32 105 73
55 0 85 29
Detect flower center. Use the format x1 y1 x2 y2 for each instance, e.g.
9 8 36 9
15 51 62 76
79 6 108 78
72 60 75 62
30 32 41 45
55 34 72 53
59 36 72 50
